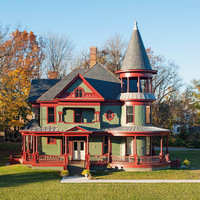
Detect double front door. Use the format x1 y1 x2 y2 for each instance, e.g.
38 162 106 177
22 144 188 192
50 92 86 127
73 141 85 160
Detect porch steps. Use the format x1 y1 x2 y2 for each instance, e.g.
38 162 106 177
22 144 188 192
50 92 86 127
68 161 85 176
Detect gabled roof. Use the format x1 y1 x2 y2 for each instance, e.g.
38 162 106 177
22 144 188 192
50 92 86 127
55 73 104 101
84 63 121 100
28 79 60 102
37 68 89 101
121 21 152 71
32 63 121 102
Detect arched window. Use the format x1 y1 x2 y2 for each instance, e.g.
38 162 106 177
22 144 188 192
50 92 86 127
75 88 84 97
106 110 114 121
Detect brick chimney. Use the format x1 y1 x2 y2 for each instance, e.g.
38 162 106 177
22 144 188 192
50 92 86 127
90 46 97 68
48 71 58 79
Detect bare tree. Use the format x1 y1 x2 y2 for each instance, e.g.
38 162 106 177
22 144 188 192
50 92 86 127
70 50 90 70
147 48 182 104
42 32 74 78
102 33 127 74
146 48 183 128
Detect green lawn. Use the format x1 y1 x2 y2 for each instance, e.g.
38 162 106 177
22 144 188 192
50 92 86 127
92 150 200 180
0 144 200 199
0 165 200 200
0 142 21 166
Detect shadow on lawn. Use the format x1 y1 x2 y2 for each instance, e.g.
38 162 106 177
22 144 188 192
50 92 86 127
0 170 60 188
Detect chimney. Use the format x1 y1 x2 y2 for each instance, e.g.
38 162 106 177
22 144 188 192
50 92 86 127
48 71 58 79
90 46 97 68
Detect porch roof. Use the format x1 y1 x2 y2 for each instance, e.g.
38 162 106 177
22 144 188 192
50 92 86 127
102 125 171 135
21 120 93 133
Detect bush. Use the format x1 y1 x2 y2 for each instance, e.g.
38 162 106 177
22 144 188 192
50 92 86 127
182 158 190 167
60 170 69 177
81 169 90 176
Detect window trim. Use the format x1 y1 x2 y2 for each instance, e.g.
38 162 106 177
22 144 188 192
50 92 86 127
126 105 135 124
58 112 63 122
145 105 151 124
47 107 56 124
105 110 114 121
74 87 84 98
47 137 56 145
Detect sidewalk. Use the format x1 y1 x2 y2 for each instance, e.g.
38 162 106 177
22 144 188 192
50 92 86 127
60 176 200 183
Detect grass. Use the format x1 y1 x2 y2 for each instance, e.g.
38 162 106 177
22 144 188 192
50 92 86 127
92 150 200 180
0 143 200 199
0 141 21 153
0 165 200 200
0 141 21 166
169 150 200 169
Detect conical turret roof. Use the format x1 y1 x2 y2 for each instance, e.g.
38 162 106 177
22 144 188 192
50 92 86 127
121 22 152 71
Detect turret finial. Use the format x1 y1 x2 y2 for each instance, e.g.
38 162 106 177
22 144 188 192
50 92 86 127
134 21 138 30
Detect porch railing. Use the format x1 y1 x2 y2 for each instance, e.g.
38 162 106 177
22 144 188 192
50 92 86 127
138 155 161 163
111 155 134 163
38 155 65 162
90 155 108 164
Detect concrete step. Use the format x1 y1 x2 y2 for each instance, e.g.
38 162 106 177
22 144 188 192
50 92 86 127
68 165 84 176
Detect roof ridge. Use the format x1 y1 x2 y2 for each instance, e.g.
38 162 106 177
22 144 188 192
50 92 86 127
84 62 121 83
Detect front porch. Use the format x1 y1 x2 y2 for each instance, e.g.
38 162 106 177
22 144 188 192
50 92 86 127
19 128 171 171
89 153 170 171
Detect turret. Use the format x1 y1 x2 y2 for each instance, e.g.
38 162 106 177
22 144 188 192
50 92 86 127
116 22 157 126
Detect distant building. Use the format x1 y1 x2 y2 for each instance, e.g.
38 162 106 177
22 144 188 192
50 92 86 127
19 22 171 172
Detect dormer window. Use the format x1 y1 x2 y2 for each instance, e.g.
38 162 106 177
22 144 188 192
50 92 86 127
75 88 84 97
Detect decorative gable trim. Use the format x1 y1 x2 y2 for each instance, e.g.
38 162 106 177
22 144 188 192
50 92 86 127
66 126 92 133
55 74 104 101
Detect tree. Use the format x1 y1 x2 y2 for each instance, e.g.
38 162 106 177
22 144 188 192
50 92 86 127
42 32 74 78
146 48 183 128
0 29 44 139
71 34 126 74
101 33 127 74
190 79 200 124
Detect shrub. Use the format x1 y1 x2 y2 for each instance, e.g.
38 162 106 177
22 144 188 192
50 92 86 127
82 169 90 176
107 164 112 169
60 170 69 177
182 158 190 167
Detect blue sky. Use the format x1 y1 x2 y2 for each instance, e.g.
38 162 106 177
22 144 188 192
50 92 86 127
1 0 200 87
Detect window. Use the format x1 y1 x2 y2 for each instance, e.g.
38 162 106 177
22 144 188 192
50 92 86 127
74 109 82 122
74 142 78 150
140 79 148 93
47 137 56 144
80 142 84 151
48 107 55 123
146 106 151 124
75 88 83 97
35 108 40 124
145 137 151 155
126 106 134 123
103 136 108 154
105 110 114 121
58 112 63 122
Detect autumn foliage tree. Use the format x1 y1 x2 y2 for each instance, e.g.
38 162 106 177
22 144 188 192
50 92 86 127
0 29 44 138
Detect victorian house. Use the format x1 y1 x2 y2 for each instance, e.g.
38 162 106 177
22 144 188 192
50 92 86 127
19 22 171 172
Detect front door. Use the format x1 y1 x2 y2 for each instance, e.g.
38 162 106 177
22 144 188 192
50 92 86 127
73 141 85 160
